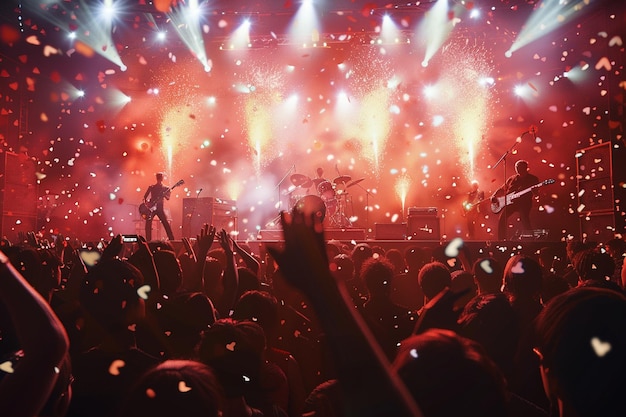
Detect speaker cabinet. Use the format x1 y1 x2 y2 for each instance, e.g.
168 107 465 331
182 197 237 237
407 215 440 240
2 183 38 213
580 211 616 244
576 142 614 211
374 223 407 240
1 215 37 239
577 176 613 212
576 142 622 241
0 152 38 240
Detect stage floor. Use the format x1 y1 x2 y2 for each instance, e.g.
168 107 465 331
241 235 567 267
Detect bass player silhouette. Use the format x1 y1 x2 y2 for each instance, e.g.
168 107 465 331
491 160 549 240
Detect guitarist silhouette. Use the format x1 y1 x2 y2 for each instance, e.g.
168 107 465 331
142 172 177 241
491 160 541 240
463 180 485 239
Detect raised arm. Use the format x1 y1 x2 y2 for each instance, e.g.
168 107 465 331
233 240 261 276
124 234 161 295
267 211 422 417
216 229 239 317
0 251 69 417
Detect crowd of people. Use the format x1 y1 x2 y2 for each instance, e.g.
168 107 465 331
1 218 625 417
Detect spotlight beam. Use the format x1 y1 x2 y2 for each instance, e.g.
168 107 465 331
167 2 211 72
418 0 456 66
509 0 595 55
25 0 126 70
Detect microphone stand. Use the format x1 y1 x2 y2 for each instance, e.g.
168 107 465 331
185 188 203 238
266 165 295 230
492 131 528 241
275 164 295 212
353 181 373 239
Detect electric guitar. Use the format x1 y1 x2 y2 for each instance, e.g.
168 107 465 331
139 179 184 220
462 197 487 217
490 178 555 214
462 200 481 217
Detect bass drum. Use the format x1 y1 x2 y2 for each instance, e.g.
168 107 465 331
292 195 327 222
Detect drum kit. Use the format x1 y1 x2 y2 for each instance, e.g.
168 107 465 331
288 173 364 227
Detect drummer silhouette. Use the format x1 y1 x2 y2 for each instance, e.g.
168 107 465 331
312 167 325 187
289 167 354 227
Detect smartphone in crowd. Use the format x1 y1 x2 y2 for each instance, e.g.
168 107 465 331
122 234 139 243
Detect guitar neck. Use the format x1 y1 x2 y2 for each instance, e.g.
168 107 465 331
150 181 182 201
511 186 535 200
169 180 184 192
509 180 553 201
492 179 554 214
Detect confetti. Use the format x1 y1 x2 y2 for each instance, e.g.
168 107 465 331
0 361 15 374
108 359 126 376
510 261 525 274
178 381 192 393
479 259 493 274
136 285 151 300
608 36 622 47
595 57 612 71
590 337 611 357
445 237 464 258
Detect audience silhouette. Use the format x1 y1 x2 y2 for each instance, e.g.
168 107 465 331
1 226 625 417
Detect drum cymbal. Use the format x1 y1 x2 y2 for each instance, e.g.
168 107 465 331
290 173 313 188
347 178 364 188
333 175 351 184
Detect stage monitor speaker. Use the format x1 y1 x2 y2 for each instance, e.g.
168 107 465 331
0 152 38 240
408 215 440 240
374 223 407 240
182 197 237 237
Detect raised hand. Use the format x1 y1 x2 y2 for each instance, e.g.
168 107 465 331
181 236 197 263
134 234 154 258
266 211 330 295
218 228 235 256
27 231 40 248
196 223 216 256
266 211 422 417
102 234 123 260
126 234 160 296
